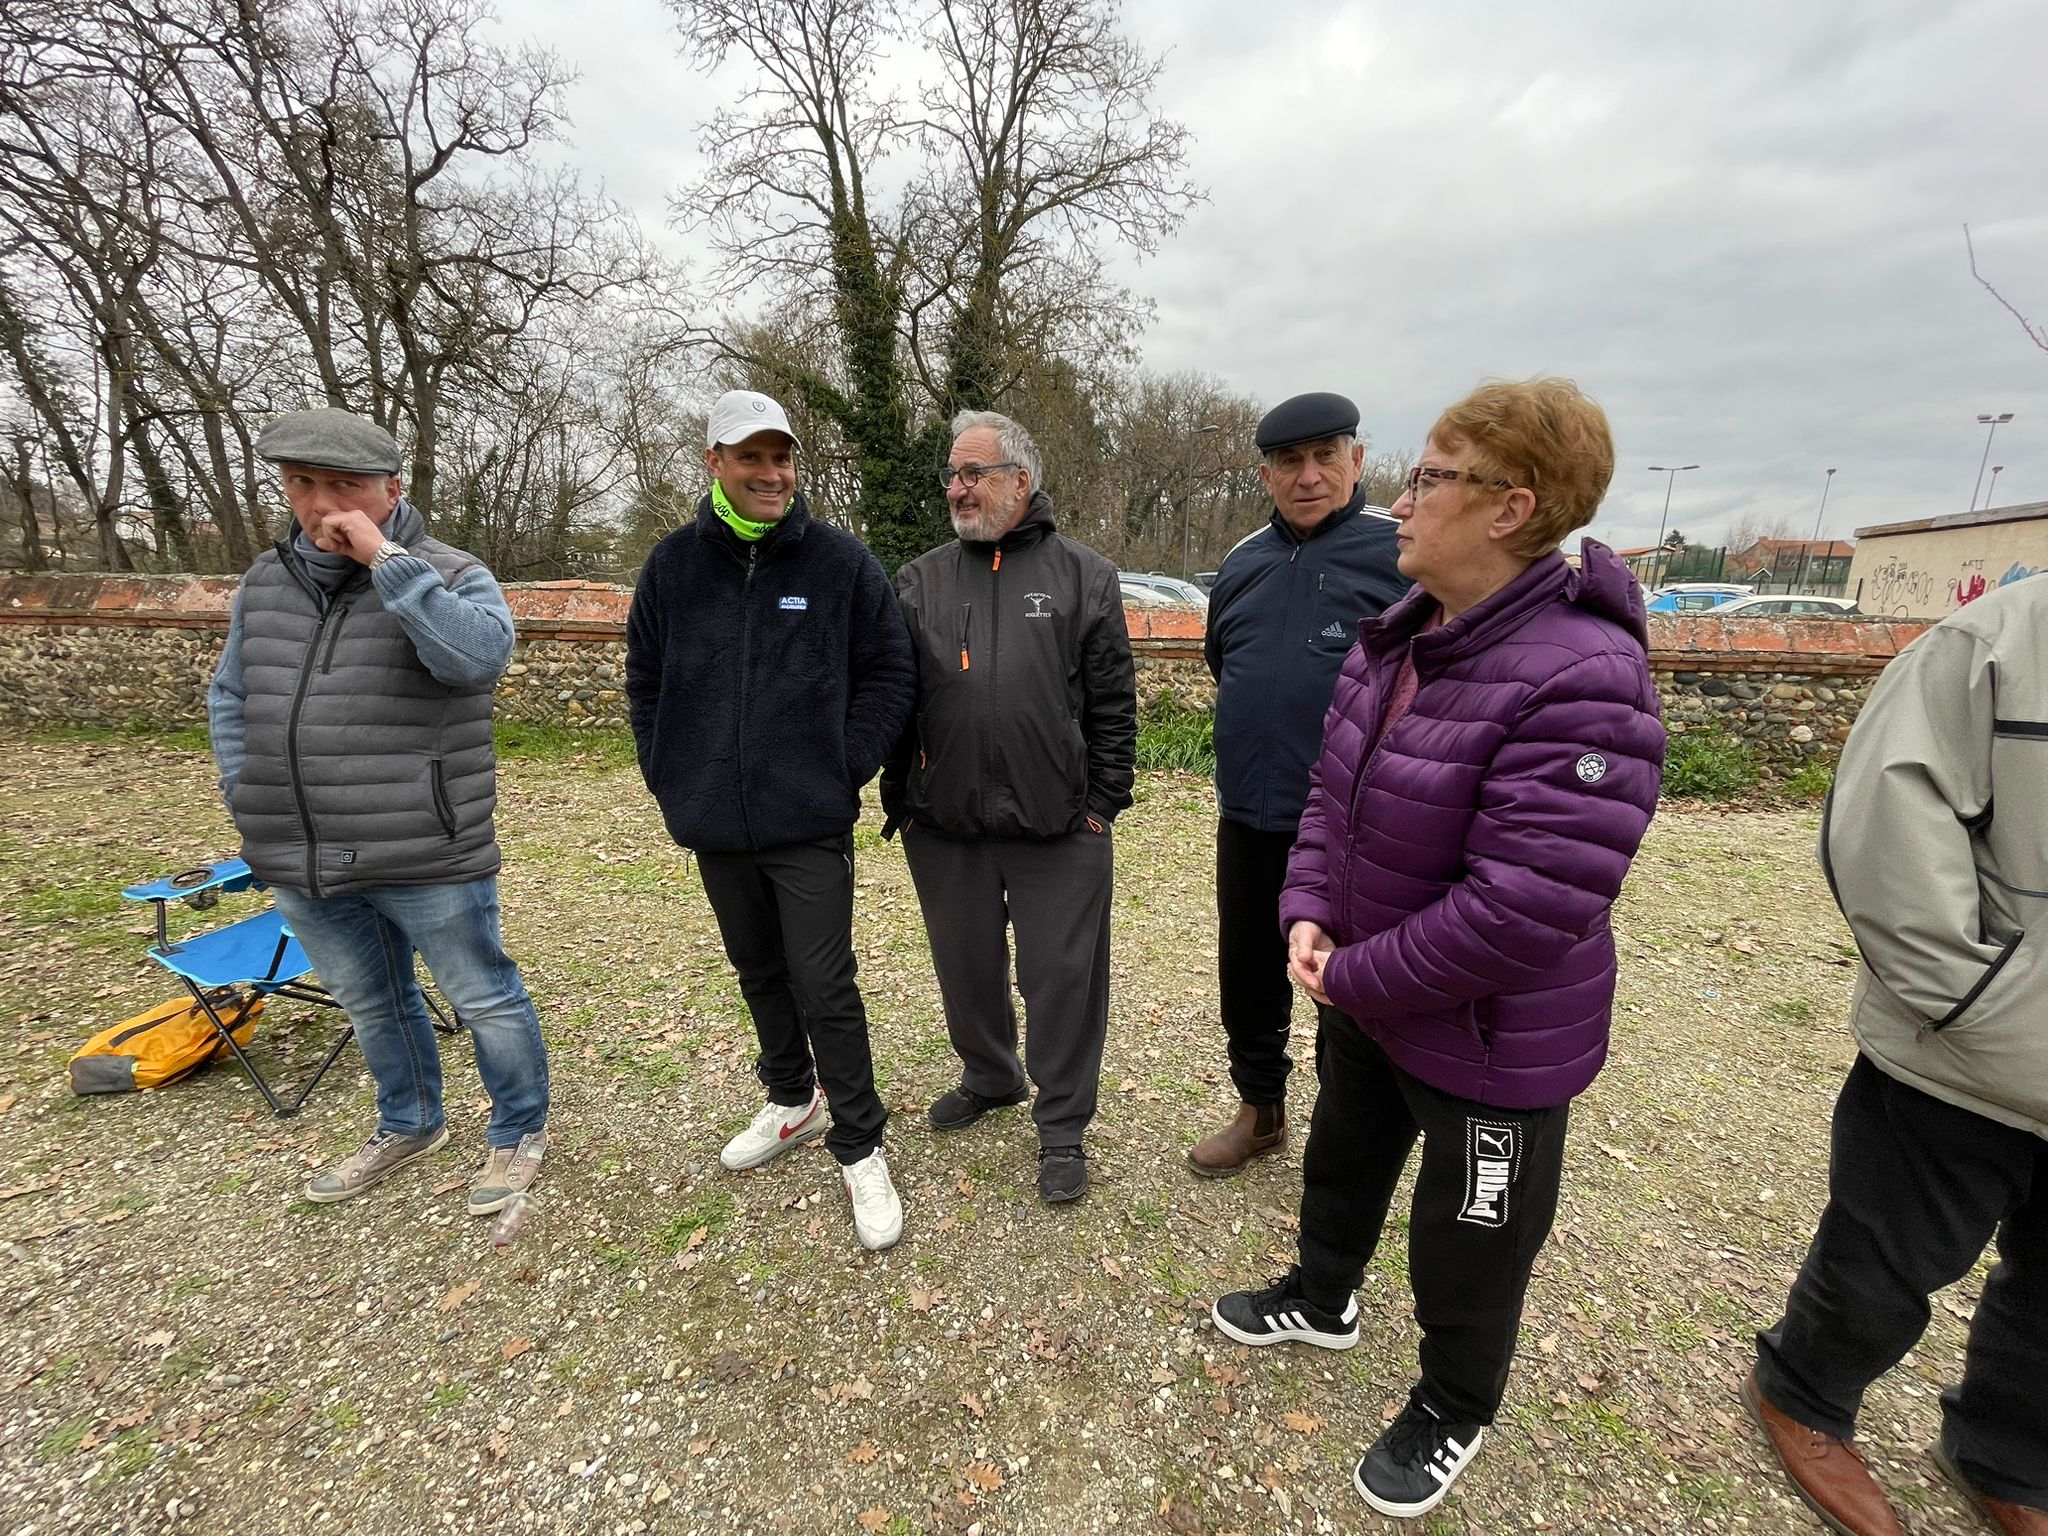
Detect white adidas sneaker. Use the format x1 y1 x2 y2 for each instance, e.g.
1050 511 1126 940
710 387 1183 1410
841 1146 903 1251
720 1089 826 1171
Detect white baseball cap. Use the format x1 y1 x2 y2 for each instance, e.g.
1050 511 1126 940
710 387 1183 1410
705 389 801 450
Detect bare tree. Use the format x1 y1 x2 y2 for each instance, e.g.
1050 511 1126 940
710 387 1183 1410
664 0 1199 565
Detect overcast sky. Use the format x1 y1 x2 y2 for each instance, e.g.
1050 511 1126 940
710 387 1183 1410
500 0 2048 552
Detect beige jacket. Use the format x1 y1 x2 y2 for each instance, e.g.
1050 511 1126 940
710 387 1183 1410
1820 575 2048 1139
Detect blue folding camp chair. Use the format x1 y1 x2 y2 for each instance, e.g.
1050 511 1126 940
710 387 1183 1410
122 858 458 1118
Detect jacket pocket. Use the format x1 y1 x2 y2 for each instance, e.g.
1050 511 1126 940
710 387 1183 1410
1928 928 2025 1032
429 758 457 839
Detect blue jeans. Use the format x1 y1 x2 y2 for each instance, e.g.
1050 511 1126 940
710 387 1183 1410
272 877 549 1147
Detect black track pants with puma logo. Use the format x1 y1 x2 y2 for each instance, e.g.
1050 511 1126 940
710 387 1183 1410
1296 1010 1571 1425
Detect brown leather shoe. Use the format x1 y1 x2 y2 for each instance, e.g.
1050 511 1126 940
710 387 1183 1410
1742 1371 1905 1536
1187 1101 1285 1178
1934 1441 2048 1535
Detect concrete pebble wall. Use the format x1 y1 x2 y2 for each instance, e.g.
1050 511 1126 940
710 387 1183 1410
1 577 1930 772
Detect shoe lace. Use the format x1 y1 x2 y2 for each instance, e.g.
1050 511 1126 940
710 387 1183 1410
1248 1267 1305 1311
747 1100 797 1137
846 1153 892 1203
1381 1402 1444 1469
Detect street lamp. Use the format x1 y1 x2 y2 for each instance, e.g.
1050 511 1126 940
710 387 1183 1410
1987 465 2005 506
1182 423 1221 580
1797 467 1837 594
1970 413 2013 510
1647 464 1700 587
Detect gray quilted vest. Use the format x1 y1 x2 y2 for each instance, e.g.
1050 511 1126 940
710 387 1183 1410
231 520 501 895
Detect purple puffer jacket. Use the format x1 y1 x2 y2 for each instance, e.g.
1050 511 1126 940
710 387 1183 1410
1279 540 1665 1108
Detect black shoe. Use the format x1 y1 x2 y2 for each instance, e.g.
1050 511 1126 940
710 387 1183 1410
1354 1396 1486 1518
1037 1146 1088 1203
1210 1266 1360 1350
929 1083 1028 1131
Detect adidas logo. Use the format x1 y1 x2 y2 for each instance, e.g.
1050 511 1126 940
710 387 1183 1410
1320 621 1346 639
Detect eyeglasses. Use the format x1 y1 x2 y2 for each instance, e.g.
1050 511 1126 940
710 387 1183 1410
940 461 1020 490
1405 465 1513 497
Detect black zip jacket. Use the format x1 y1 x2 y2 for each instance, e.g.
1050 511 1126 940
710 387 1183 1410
1204 485 1408 832
625 495 915 854
882 490 1137 840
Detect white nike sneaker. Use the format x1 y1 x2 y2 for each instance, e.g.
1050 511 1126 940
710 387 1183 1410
841 1146 903 1251
720 1089 826 1171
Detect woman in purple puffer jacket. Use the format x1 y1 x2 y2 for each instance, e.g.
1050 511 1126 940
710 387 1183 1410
1212 378 1666 1520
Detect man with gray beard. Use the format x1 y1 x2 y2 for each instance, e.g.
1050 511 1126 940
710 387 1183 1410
881 411 1137 1204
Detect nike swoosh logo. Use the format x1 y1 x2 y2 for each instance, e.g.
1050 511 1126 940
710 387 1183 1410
778 1119 809 1140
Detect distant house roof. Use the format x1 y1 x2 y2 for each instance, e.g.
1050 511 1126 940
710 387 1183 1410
1855 500 2048 540
1615 546 1662 558
1735 537 1855 560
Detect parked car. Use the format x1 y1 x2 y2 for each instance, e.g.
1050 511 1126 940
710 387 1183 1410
1118 578 1184 608
1119 572 1208 608
1644 583 1754 614
1712 595 1861 618
1193 570 1220 592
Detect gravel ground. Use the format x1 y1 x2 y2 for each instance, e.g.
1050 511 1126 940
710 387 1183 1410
0 729 1997 1536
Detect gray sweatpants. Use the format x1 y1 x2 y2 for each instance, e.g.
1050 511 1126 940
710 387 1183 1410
902 825 1114 1148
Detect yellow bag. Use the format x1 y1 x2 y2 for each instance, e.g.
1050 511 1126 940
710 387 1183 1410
68 994 262 1095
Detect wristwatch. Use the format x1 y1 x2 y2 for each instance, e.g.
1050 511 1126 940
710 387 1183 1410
369 538 409 568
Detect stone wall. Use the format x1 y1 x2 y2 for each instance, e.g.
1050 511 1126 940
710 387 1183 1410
0 577 1929 770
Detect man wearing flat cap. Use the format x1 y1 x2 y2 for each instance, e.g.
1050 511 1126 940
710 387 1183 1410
1188 392 1407 1177
208 407 552 1214
626 389 915 1251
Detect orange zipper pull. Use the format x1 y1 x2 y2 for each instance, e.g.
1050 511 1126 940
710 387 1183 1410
992 549 1002 572
960 648 970 670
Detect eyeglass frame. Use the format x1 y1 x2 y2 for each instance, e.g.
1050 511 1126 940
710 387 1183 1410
940 461 1022 491
1405 464 1514 497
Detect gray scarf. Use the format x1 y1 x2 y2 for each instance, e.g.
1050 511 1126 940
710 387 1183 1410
288 499 427 594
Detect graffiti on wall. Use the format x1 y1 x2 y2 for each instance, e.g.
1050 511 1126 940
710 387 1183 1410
1864 554 2043 616
1864 557 1940 617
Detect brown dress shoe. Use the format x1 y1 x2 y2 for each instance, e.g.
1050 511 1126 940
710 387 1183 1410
1742 1372 1905 1536
1187 1101 1285 1178
1934 1442 2048 1535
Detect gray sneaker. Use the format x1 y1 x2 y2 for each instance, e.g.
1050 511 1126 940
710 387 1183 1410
469 1129 547 1217
304 1125 450 1204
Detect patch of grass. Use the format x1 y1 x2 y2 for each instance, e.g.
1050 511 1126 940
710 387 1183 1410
96 1428 156 1483
324 1400 363 1431
652 1189 738 1253
248 1388 290 1417
210 1172 254 1196
39 1416 94 1458
159 1339 209 1384
428 1382 469 1412
19 886 123 923
1673 1472 1736 1517
1662 727 1761 800
1780 759 1833 800
1766 997 1814 1025
40 1356 80 1385
160 724 212 752
167 1274 214 1304
494 720 636 770
594 1242 637 1274
1134 690 1214 774
1654 1311 1706 1354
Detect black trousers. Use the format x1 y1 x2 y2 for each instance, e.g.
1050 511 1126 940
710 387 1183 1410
901 824 1114 1148
695 834 887 1164
1297 1011 1570 1426
1755 1054 2048 1509
1216 816 1301 1106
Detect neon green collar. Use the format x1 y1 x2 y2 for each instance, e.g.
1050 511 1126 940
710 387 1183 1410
711 480 785 541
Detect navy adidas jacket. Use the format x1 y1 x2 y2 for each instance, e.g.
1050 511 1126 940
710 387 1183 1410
1205 486 1408 833
626 495 915 854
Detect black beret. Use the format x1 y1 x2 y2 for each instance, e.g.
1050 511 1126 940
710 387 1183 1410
1254 392 1361 453
255 408 402 475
